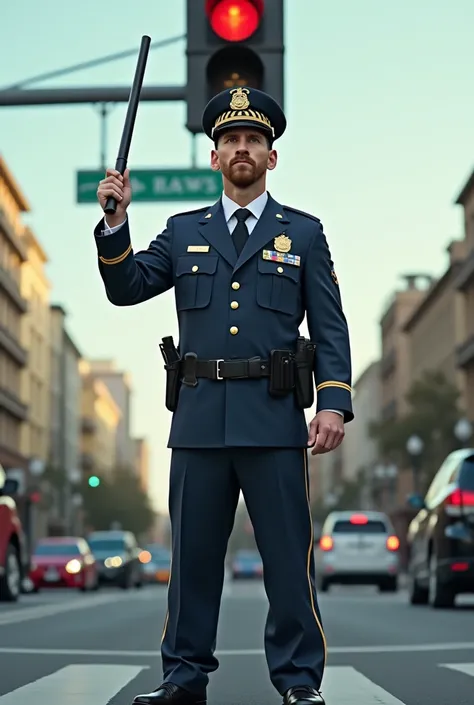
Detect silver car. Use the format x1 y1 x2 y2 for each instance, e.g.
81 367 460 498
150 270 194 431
315 510 400 592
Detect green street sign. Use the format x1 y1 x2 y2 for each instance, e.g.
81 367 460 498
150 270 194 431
76 168 222 203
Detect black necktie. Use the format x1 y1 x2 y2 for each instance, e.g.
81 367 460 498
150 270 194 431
232 208 251 256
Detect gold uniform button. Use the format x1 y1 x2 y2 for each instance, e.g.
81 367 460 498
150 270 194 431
192 265 199 272
277 266 283 273
230 326 239 335
231 282 240 290
230 301 239 309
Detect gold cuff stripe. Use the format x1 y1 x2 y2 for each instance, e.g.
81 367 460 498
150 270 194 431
316 381 352 393
303 449 327 667
99 244 132 265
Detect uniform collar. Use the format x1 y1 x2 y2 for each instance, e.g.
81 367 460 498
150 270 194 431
221 190 268 223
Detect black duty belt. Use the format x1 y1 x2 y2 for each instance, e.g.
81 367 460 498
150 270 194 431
181 355 270 383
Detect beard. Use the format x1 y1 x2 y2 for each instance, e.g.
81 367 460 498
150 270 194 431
222 158 266 187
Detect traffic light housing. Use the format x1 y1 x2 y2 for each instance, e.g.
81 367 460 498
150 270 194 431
186 0 284 134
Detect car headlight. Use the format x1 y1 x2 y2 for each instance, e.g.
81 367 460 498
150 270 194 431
104 556 123 568
65 559 82 574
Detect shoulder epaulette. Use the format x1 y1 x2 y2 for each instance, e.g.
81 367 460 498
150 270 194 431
171 206 209 218
282 206 321 223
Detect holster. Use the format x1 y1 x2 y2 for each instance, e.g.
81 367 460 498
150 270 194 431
294 336 316 409
268 349 295 397
159 336 182 412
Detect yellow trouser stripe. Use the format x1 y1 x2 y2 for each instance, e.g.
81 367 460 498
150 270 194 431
161 551 172 643
161 454 327 666
316 380 351 393
99 244 132 265
303 449 327 667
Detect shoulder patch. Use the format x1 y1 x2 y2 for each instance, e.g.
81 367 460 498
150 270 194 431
282 206 321 223
170 206 209 219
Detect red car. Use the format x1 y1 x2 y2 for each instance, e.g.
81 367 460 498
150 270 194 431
29 537 99 592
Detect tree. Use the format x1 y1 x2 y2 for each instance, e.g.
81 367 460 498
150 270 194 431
82 467 155 537
369 370 463 486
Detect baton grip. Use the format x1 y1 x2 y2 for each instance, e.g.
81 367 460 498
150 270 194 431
104 158 128 215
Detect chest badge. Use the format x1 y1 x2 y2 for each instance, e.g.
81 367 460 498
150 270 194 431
274 234 292 253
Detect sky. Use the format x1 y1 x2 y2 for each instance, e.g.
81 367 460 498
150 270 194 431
1 0 473 513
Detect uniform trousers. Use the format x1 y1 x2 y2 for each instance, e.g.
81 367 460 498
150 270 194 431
160 448 326 695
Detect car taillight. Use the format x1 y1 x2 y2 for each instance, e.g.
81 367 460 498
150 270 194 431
386 535 400 551
446 489 474 506
319 535 334 551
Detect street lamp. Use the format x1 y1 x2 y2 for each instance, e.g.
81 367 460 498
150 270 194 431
406 434 424 494
454 417 473 447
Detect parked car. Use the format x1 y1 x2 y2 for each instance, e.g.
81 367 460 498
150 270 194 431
231 549 263 579
139 544 171 584
29 536 99 592
87 530 143 589
406 447 474 608
0 469 29 602
315 510 400 592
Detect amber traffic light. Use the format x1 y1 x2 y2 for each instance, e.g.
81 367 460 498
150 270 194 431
186 0 284 134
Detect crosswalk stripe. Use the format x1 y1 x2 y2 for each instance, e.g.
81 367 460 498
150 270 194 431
0 664 147 704
321 666 407 704
1 661 474 703
441 663 474 677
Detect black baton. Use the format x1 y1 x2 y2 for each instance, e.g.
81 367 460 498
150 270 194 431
104 34 151 215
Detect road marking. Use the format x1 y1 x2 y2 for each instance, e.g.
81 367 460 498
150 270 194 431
1 642 474 658
1 662 473 703
441 663 474 677
0 664 146 704
321 666 406 704
0 593 128 627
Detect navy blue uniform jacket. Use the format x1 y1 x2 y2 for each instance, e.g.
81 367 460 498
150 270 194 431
94 194 354 449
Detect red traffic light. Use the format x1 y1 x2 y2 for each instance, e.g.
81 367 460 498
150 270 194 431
206 0 264 42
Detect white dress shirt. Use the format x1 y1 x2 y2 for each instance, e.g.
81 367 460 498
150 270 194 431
99 193 342 418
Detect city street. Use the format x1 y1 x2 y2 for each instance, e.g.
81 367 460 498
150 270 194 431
1 581 474 704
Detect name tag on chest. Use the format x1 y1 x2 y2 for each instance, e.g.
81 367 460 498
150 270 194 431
262 250 301 266
187 245 210 252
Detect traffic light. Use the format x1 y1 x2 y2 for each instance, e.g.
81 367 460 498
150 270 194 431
186 0 284 134
88 475 100 488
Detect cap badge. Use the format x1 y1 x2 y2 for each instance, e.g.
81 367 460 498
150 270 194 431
229 87 250 110
274 234 292 253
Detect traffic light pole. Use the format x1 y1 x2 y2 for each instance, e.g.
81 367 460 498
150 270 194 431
0 86 186 106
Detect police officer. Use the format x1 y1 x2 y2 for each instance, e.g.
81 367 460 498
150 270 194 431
94 86 353 705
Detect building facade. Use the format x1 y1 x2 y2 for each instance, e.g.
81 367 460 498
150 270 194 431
49 305 82 530
404 240 467 405
19 228 51 465
80 360 121 481
379 275 432 422
133 437 150 493
86 359 134 471
0 156 29 470
342 360 382 503
454 171 474 420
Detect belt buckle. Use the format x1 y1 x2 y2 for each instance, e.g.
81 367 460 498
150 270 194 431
214 359 224 380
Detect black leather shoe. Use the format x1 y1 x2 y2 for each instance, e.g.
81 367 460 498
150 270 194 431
283 686 325 705
132 682 206 705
